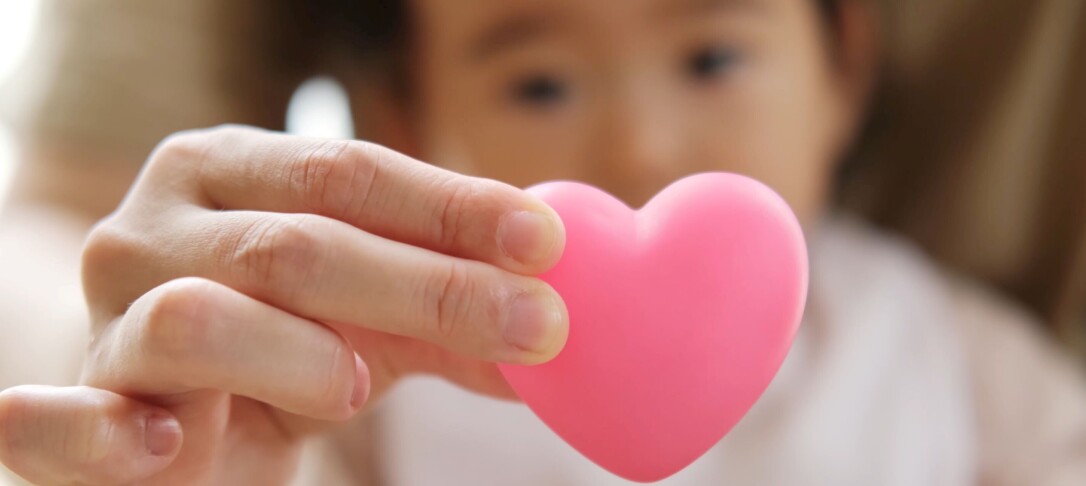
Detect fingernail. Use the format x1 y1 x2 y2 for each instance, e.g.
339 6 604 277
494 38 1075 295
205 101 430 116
497 210 561 266
144 412 182 456
350 354 370 410
503 291 565 355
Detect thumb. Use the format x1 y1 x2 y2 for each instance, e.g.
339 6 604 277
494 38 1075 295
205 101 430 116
0 385 182 485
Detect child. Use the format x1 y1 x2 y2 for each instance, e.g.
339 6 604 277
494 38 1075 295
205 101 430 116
1 0 1083 484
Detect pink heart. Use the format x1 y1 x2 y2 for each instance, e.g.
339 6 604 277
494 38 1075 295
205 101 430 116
498 173 808 482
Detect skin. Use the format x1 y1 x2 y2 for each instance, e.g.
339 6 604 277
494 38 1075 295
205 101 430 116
411 0 854 221
0 0 875 483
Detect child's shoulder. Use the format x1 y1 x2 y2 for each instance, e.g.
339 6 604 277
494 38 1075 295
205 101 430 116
815 212 1049 336
815 213 1086 479
813 213 945 287
810 213 961 324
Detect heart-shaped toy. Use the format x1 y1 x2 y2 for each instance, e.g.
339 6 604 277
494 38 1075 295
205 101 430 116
498 173 808 482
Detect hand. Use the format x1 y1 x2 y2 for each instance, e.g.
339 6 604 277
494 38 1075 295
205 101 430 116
0 125 568 484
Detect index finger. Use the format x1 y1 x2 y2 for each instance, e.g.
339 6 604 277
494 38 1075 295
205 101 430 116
144 125 565 274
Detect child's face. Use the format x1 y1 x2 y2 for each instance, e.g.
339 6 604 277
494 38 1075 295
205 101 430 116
405 0 865 222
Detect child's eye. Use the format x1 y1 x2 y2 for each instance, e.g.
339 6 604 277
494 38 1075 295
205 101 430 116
686 45 742 81
510 74 569 108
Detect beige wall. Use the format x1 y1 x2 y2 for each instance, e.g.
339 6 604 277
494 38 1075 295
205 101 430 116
845 0 1086 356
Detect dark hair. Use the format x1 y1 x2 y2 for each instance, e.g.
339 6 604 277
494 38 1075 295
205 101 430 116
310 0 410 95
818 0 840 29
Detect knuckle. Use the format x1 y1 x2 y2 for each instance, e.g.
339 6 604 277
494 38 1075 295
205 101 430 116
136 278 217 364
289 140 379 221
0 387 32 430
148 125 254 176
434 178 477 250
426 260 477 340
0 387 115 470
205 123 256 137
433 178 508 252
0 386 23 408
316 338 350 410
148 129 208 170
81 217 133 276
0 387 38 463
63 396 116 468
223 215 327 298
81 218 146 312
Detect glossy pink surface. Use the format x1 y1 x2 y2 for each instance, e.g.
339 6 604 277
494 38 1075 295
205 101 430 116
499 173 808 482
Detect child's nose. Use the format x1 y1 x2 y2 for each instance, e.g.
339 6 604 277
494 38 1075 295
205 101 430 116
588 83 687 205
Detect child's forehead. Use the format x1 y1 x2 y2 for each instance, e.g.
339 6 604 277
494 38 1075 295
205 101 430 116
412 0 781 34
411 0 787 55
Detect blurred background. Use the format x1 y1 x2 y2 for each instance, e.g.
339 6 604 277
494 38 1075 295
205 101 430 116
0 2 39 202
0 1 356 202
0 0 1083 483
845 0 1086 358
